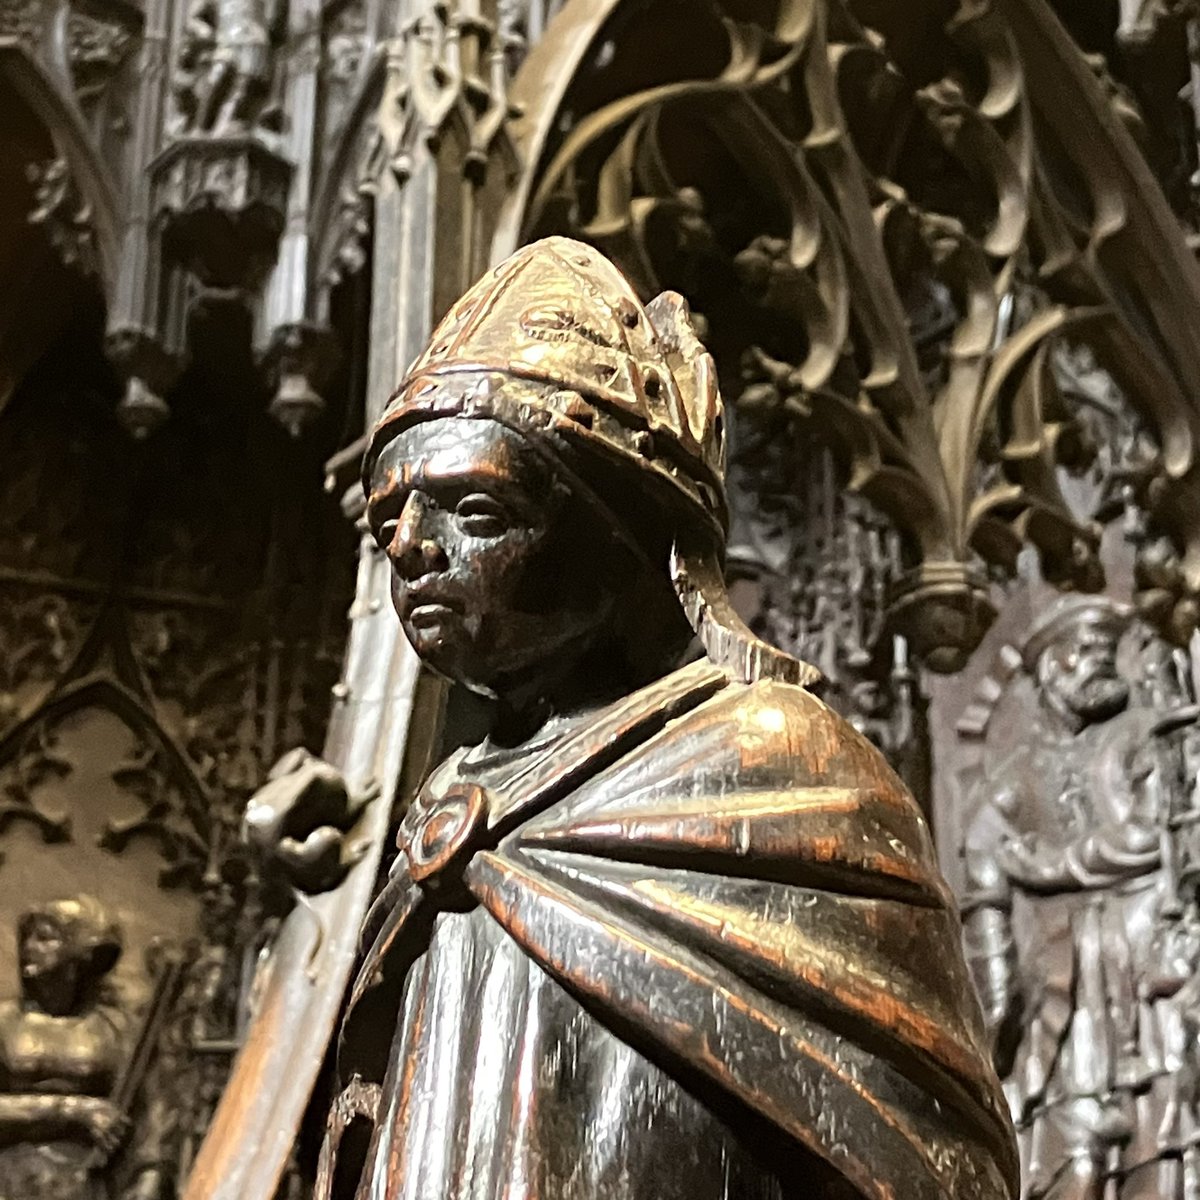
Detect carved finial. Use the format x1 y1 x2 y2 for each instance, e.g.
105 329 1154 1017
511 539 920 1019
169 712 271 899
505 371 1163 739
116 377 171 439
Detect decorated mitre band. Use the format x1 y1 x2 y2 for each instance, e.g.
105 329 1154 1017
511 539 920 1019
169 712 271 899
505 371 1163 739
363 237 728 541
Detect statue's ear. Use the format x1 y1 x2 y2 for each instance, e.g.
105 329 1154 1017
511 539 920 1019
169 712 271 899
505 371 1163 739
644 291 723 472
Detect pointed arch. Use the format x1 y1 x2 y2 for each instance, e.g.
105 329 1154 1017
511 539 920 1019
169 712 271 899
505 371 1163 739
0 43 120 287
495 0 1200 665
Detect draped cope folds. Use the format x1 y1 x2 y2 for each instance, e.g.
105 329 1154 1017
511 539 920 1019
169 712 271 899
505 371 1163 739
328 662 1018 1200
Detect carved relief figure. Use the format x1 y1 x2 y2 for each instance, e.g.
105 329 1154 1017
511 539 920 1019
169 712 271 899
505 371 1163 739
0 896 126 1199
287 238 1017 1200
173 0 278 135
962 597 1200 1198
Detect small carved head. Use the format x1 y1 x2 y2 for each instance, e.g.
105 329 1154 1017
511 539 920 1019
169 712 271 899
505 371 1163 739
1023 597 1131 726
363 239 738 711
18 895 122 1014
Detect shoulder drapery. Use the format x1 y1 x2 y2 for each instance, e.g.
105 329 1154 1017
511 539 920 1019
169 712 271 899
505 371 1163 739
337 666 1018 1200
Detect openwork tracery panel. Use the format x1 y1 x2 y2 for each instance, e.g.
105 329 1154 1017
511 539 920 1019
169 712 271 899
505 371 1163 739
515 0 1200 676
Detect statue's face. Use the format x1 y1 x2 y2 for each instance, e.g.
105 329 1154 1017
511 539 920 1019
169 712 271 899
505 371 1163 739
20 913 69 978
19 913 81 1013
367 417 619 697
1043 620 1129 722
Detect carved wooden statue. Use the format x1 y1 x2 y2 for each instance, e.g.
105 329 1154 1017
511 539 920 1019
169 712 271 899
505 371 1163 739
0 896 126 1199
963 597 1200 1199
303 238 1017 1200
173 0 277 135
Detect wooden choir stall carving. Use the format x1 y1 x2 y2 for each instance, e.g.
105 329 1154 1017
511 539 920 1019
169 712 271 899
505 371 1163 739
11 0 1200 1193
250 238 1020 1200
946 594 1200 1199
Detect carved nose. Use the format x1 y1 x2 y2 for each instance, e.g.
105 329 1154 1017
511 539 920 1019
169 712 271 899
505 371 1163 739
391 535 449 579
412 539 448 574
388 496 449 578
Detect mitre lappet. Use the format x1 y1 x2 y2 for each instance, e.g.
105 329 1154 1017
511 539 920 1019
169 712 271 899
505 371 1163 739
322 237 1018 1200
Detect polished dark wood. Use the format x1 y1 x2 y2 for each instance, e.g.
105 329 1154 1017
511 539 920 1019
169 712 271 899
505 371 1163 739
305 237 1018 1200
11 0 1200 1193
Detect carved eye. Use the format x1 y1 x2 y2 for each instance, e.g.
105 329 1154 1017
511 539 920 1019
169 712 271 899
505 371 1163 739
455 494 510 537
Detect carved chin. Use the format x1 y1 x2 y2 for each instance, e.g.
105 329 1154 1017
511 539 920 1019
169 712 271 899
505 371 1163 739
402 621 493 693
403 617 458 661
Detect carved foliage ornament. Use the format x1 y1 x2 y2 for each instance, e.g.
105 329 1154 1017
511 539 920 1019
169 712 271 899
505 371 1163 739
519 0 1200 668
27 155 99 277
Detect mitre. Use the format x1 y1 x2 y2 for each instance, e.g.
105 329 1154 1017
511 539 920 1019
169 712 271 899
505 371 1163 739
364 236 728 542
364 236 818 688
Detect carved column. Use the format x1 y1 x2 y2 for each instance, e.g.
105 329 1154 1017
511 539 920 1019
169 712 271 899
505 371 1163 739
104 0 187 436
368 0 517 407
257 0 336 434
